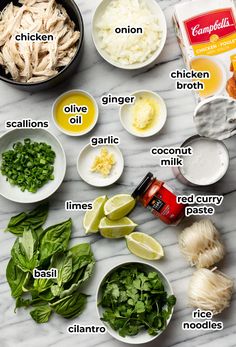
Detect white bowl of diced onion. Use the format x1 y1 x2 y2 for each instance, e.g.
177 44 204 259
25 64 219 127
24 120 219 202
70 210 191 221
92 0 167 70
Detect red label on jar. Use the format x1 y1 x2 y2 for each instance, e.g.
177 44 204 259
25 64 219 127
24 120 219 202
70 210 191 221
184 8 236 45
147 184 185 225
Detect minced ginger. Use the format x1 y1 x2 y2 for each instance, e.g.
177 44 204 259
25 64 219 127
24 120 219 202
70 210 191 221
132 96 157 130
91 147 116 177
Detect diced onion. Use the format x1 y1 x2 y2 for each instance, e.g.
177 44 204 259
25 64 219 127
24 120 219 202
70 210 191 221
96 0 162 65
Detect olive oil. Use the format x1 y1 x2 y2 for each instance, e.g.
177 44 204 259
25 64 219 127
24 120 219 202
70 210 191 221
54 91 97 135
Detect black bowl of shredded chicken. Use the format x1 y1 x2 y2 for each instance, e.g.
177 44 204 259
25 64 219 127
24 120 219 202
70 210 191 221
0 0 84 90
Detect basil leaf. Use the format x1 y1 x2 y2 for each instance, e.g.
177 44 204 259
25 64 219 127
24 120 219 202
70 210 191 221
50 252 73 287
70 243 92 257
22 272 34 292
11 229 38 272
39 219 72 263
60 259 95 298
69 243 94 273
6 203 49 236
33 278 53 293
7 212 27 228
51 285 61 297
6 258 28 298
21 229 35 259
38 289 55 302
50 291 87 319
15 296 47 310
15 296 32 310
30 305 52 324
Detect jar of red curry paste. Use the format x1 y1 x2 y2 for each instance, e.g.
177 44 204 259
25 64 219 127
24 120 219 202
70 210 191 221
132 172 186 225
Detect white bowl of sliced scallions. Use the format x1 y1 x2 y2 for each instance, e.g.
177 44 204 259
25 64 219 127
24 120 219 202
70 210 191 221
96 261 176 344
0 129 66 203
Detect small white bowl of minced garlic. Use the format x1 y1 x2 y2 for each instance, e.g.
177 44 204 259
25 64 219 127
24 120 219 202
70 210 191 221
120 90 167 138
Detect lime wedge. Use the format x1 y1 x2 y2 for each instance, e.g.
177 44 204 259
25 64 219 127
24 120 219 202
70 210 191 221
104 194 136 220
99 217 137 239
125 232 164 260
83 195 108 234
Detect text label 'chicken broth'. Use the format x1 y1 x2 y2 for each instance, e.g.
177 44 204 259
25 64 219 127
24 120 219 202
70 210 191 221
173 0 236 101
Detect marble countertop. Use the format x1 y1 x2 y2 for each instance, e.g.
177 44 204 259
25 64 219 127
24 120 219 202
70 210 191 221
0 0 235 347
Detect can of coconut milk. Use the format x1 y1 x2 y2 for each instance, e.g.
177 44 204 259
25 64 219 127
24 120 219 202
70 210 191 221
173 135 230 186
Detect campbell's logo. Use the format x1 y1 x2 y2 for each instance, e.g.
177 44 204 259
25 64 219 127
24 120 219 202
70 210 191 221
184 8 236 45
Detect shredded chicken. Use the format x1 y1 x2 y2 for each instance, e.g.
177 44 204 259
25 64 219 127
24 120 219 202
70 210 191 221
0 0 80 83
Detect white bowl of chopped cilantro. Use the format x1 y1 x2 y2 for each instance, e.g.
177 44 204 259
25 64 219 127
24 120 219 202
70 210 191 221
0 129 66 203
97 261 176 344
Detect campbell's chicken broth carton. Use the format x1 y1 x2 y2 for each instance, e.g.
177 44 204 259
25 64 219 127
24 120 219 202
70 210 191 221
173 0 236 101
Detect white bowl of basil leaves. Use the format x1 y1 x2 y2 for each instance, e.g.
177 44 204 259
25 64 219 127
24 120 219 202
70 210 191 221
0 129 66 203
96 261 176 344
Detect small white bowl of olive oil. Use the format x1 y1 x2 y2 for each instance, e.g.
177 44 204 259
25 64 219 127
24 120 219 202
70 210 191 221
52 90 99 136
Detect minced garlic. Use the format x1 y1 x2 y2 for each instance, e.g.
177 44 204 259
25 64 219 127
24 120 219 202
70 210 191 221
132 96 157 130
91 147 116 176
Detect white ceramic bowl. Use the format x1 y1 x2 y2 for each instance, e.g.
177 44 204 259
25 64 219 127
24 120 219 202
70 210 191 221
77 144 124 187
0 129 66 203
92 0 167 70
120 90 167 137
52 90 99 136
96 261 175 344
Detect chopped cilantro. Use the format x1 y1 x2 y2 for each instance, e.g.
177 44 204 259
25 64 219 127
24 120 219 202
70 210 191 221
99 265 176 337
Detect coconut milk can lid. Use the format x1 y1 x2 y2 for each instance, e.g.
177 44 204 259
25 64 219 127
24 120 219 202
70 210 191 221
194 96 236 140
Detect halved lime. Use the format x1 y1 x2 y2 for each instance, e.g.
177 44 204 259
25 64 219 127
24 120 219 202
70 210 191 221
83 195 108 234
104 194 136 220
99 217 137 239
125 232 164 260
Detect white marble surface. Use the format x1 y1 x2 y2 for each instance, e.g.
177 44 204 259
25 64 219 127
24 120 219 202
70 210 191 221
0 0 236 347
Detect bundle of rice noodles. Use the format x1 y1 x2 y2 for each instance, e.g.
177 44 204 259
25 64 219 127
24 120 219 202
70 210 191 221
179 220 225 268
188 268 233 315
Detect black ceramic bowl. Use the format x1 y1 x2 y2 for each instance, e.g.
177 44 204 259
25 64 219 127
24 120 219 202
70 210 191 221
0 0 84 91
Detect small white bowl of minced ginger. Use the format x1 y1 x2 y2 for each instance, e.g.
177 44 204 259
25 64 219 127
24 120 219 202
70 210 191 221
120 90 167 138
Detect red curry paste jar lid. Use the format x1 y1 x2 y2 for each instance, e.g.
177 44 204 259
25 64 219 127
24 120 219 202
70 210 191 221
132 172 155 199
